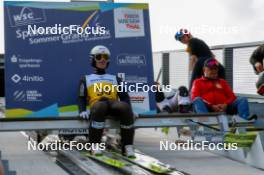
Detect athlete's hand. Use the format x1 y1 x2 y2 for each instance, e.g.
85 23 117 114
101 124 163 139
133 112 139 118
79 111 90 120
255 62 264 74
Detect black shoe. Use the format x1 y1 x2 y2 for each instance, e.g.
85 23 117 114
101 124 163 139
247 114 258 121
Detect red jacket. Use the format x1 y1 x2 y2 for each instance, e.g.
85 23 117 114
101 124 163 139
191 77 236 106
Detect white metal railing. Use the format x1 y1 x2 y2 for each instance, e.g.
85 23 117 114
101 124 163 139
152 41 264 100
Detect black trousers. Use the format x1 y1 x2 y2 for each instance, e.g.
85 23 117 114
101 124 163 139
89 98 135 149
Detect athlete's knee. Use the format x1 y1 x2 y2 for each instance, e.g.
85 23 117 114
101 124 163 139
116 101 133 114
116 102 134 124
90 101 108 121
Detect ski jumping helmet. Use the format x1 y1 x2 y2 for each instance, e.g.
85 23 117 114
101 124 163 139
90 45 111 68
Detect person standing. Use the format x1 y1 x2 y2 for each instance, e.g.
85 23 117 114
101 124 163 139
175 29 225 89
249 44 264 95
250 44 264 74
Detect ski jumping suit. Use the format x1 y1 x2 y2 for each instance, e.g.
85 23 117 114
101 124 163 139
78 69 134 151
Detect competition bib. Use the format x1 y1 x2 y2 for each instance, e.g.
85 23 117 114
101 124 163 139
85 74 118 106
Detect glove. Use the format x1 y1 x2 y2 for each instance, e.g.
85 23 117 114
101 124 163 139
133 112 139 119
79 111 90 120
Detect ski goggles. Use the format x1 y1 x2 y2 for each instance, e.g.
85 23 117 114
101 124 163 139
94 54 109 62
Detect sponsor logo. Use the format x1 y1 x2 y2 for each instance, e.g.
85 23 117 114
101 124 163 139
13 90 26 102
117 73 126 81
13 90 42 102
7 6 46 27
122 14 140 29
11 55 18 63
116 54 146 66
25 90 43 101
114 8 145 38
11 74 44 83
116 73 148 84
22 75 44 82
130 96 145 103
129 92 150 111
10 54 43 68
11 74 21 83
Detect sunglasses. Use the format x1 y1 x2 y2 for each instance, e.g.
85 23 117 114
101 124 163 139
94 54 109 62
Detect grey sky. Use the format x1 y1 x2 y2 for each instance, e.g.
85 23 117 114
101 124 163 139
0 0 264 53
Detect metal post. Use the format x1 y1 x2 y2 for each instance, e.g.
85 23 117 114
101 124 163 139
155 67 162 82
223 48 234 89
162 53 170 85
217 114 230 133
0 54 4 97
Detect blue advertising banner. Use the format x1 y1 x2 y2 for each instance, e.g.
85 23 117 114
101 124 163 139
4 1 155 118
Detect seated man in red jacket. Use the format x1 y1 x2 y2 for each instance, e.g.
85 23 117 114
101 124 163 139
191 58 257 120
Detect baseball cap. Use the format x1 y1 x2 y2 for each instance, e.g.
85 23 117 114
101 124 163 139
204 58 219 68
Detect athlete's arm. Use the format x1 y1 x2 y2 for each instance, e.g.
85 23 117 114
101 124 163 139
78 77 88 112
116 76 132 107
